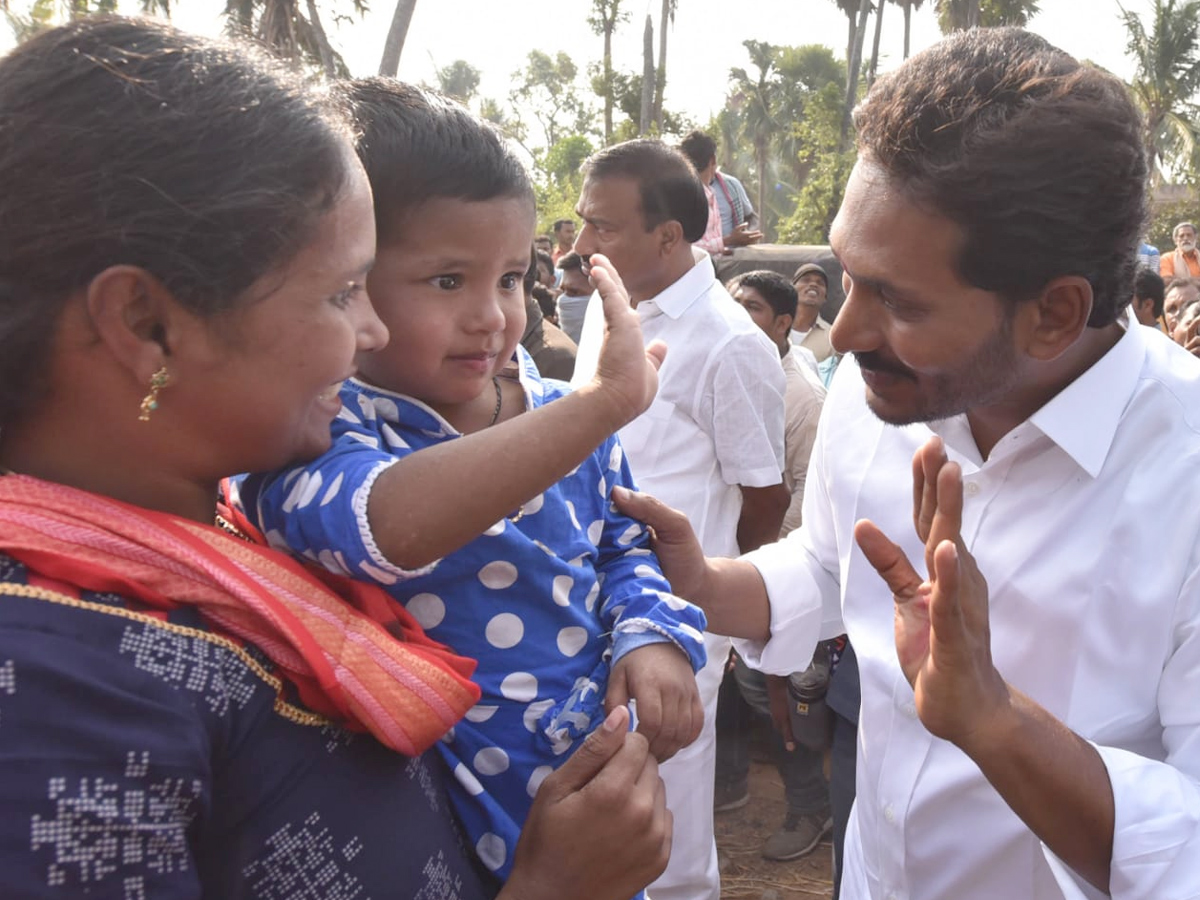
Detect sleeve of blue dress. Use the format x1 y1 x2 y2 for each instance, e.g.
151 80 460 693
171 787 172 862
234 390 434 585
592 434 707 674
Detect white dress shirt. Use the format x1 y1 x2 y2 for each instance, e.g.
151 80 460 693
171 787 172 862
573 247 786 900
739 323 1200 899
572 248 786 557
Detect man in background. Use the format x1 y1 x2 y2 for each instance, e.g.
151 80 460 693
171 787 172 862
679 130 763 249
789 263 835 363
572 139 787 900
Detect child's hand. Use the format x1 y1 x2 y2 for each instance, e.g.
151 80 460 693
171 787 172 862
605 643 702 762
587 253 667 427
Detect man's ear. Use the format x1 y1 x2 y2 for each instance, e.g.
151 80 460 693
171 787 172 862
773 313 795 344
1021 275 1094 362
658 219 685 256
84 265 190 383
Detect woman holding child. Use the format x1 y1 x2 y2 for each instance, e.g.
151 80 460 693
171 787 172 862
0 17 672 898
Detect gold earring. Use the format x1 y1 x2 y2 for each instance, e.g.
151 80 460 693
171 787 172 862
138 366 170 422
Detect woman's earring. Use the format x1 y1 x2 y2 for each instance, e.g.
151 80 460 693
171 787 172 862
138 366 170 421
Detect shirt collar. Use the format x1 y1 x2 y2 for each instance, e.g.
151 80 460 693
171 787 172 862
1028 323 1144 478
641 247 715 320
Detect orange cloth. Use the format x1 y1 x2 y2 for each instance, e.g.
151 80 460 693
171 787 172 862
1160 249 1200 279
0 474 480 754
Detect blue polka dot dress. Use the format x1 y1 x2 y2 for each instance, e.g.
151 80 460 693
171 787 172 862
237 347 707 883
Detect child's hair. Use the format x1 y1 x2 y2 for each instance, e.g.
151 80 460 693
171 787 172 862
339 78 534 242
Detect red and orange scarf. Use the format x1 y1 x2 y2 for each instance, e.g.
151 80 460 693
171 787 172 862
0 474 479 756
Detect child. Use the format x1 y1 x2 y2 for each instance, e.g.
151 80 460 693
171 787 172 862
235 79 706 885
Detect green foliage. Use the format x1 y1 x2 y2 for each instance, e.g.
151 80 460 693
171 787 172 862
935 0 1038 30
509 50 597 149
716 42 846 241
435 59 480 104
1121 0 1200 184
776 82 856 244
542 135 594 184
1148 194 1200 249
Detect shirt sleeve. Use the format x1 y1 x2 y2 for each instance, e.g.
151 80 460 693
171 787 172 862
1048 559 1200 899
593 436 708 674
734 378 844 674
235 405 435 586
781 374 825 537
706 332 787 488
694 185 726 256
734 175 755 219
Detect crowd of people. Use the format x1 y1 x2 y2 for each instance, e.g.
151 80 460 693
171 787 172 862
1 15 1199 900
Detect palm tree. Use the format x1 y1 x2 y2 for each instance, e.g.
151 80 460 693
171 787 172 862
936 0 1038 31
867 0 885 86
841 0 871 145
893 0 926 58
640 14 655 134
222 0 363 74
1121 0 1200 184
589 0 628 145
378 0 417 77
652 0 677 131
729 39 780 226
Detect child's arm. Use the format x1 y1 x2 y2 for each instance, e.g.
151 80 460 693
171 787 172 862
366 255 664 570
591 437 708 762
238 255 665 578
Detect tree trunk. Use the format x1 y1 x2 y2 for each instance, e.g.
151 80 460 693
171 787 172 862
903 1 911 58
846 10 855 67
653 0 669 131
966 0 979 28
756 137 768 237
868 0 884 86
603 26 613 144
377 0 417 78
305 0 336 78
840 0 871 146
640 15 655 135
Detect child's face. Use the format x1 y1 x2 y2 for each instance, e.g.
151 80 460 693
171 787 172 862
358 195 534 418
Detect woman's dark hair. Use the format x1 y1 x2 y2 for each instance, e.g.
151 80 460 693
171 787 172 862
0 16 354 426
581 139 709 244
855 27 1147 328
339 78 534 243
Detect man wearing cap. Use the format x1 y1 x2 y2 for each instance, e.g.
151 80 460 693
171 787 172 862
790 263 835 363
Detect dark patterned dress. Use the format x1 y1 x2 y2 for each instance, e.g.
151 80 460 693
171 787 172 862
0 553 497 900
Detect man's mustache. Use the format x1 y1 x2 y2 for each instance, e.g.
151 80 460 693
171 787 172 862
855 351 915 380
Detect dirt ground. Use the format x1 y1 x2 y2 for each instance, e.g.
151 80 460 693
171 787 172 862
714 759 835 900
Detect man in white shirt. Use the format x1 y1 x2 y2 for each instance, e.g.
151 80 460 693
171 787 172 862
616 28 1200 900
789 263 835 363
571 139 788 900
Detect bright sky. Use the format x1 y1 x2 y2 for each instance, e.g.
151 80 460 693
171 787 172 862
8 0 1158 128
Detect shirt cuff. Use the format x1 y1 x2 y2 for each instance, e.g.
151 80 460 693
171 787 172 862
1081 742 1200 899
351 458 440 583
733 536 836 675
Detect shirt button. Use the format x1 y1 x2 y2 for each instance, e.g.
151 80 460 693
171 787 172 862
965 481 981 497
883 804 896 824
901 701 917 719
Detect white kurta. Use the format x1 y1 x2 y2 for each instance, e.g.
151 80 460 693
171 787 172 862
740 323 1200 899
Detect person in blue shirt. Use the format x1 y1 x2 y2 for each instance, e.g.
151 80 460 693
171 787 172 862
236 79 706 888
